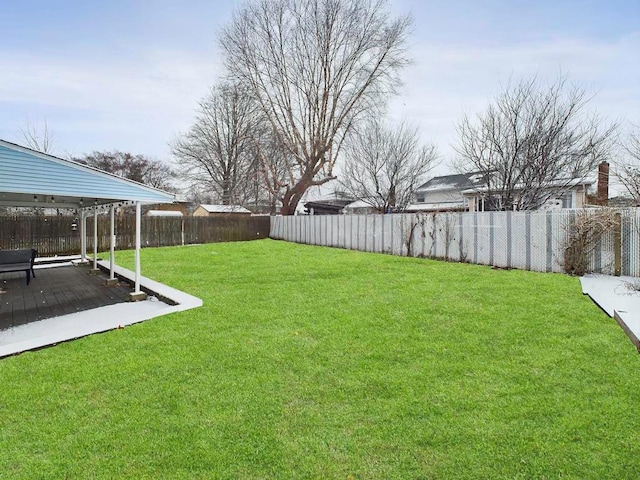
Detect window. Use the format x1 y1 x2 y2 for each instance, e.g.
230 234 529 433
560 192 573 208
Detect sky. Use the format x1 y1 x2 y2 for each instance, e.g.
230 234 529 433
0 0 638 179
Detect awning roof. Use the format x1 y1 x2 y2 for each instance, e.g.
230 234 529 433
0 139 175 209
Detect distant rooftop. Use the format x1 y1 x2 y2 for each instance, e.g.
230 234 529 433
344 199 373 209
146 210 183 217
416 172 486 192
198 204 252 214
405 201 467 212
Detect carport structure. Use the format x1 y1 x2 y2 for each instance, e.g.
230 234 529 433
0 139 202 357
0 139 173 297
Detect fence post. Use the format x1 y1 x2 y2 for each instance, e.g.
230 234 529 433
614 212 622 277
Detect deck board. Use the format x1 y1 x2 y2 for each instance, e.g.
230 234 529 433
0 264 133 331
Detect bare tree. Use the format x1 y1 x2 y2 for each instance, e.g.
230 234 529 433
455 76 617 210
220 0 412 214
74 151 175 191
19 117 55 153
172 83 260 205
251 133 292 213
616 124 640 202
340 119 437 212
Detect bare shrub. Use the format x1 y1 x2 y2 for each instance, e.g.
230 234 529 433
441 214 457 261
403 213 428 257
563 208 619 276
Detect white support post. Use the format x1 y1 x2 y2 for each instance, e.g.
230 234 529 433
135 201 141 292
107 204 116 285
130 201 146 301
80 210 87 262
92 206 98 271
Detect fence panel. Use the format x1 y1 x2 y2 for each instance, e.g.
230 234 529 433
269 210 640 276
1 214 270 256
493 213 508 268
510 213 528 270
459 213 474 263
622 210 640 277
475 212 492 266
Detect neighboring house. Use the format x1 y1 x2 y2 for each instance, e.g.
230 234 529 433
301 189 357 215
193 204 252 216
462 178 593 211
142 201 195 216
409 163 609 212
407 172 486 212
303 198 354 215
342 200 378 215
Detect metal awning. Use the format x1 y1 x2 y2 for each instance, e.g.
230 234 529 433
0 139 175 299
0 139 174 208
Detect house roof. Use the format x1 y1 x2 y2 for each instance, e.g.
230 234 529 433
416 172 486 192
417 170 596 196
405 201 468 212
304 199 353 214
0 139 175 209
343 200 374 210
305 199 354 208
198 204 252 214
460 176 595 196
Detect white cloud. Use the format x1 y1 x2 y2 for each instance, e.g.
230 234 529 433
1 22 638 177
389 33 640 169
0 48 220 158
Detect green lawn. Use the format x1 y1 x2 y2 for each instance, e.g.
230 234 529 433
1 239 638 479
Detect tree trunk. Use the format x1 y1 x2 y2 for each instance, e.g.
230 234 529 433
280 195 303 215
280 204 294 215
280 176 312 215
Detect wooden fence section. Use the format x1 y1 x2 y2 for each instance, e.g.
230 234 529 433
0 215 270 256
270 210 640 277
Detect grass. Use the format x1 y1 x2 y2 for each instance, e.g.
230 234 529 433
0 239 639 479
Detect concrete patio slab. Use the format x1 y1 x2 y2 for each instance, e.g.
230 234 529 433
0 261 202 358
0 300 169 357
580 274 640 351
96 260 202 311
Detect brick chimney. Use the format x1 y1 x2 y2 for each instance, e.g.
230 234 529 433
597 161 609 205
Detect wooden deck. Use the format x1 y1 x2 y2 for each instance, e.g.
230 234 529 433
0 264 133 330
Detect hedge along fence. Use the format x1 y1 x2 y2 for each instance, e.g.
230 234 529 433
0 215 271 256
270 210 640 277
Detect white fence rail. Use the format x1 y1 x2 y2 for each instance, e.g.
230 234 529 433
270 210 640 276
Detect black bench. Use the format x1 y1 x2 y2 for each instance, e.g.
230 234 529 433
0 249 37 285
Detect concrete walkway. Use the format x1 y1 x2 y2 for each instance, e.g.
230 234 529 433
0 261 202 358
580 274 640 352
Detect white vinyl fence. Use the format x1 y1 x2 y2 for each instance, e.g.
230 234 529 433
270 210 640 276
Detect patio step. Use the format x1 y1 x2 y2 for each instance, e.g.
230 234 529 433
580 274 640 353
